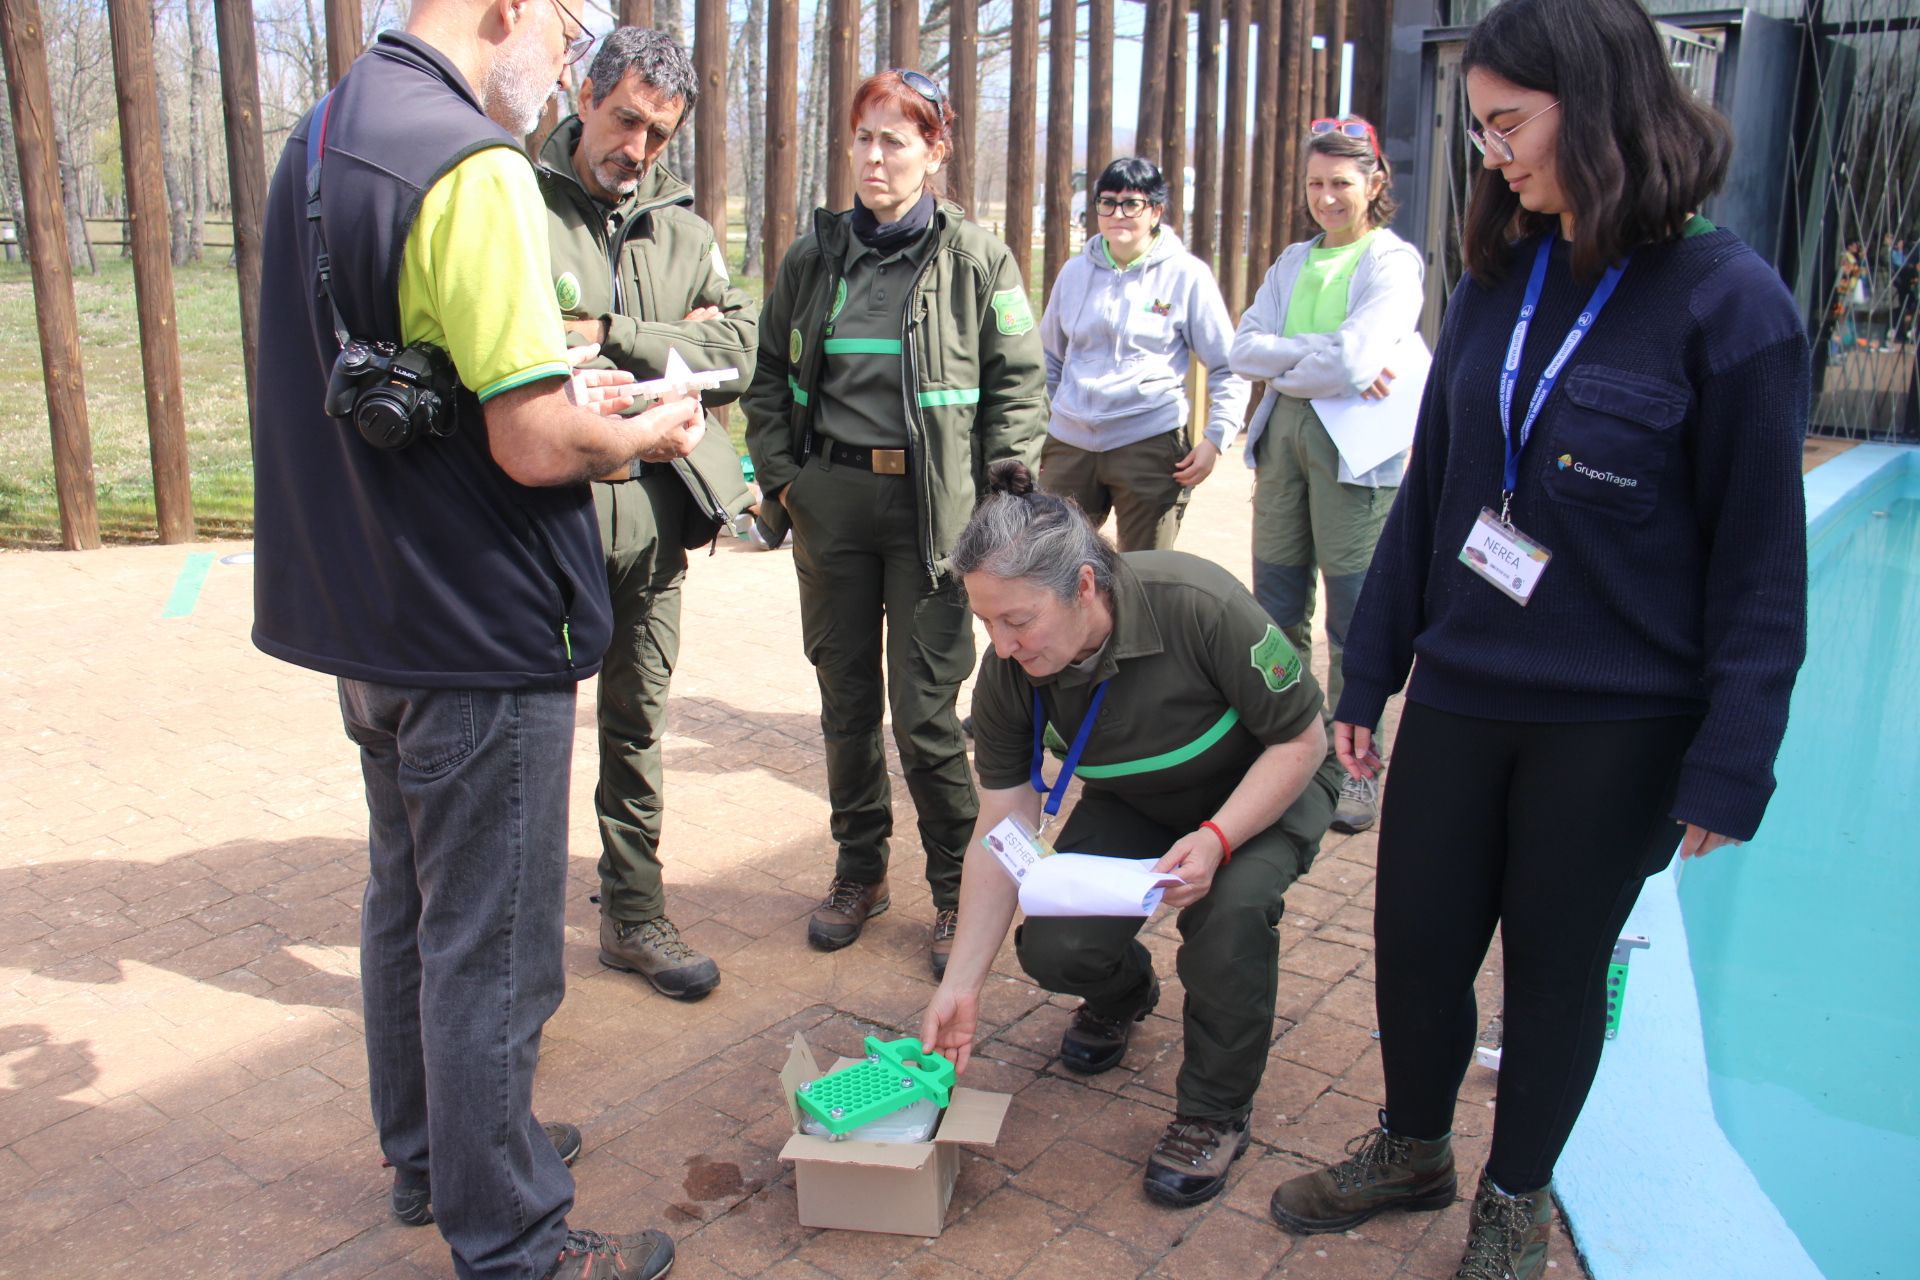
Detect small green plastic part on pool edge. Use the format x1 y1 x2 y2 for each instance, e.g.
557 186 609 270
794 1036 956 1135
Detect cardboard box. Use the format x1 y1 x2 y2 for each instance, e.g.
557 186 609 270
778 1033 1010 1236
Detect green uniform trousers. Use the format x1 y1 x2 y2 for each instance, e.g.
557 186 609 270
1014 760 1340 1121
592 473 688 924
783 454 978 908
1252 395 1397 721
1038 430 1193 552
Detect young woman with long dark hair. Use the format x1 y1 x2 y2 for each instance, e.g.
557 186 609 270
1267 1 1810 1275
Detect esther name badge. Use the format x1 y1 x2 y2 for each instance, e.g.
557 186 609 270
1458 508 1552 605
983 814 1055 884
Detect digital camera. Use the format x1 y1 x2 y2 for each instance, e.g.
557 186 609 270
325 339 460 451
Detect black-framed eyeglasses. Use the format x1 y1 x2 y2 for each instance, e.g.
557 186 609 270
892 67 947 115
1095 195 1152 218
549 0 595 65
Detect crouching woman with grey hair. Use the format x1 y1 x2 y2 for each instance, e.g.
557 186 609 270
920 460 1343 1208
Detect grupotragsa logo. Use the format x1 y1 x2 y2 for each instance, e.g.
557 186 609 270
1558 453 1638 488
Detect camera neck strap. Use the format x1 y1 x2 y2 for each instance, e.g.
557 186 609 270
304 92 354 351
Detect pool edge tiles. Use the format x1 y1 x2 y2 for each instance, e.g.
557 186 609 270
1556 444 1919 1280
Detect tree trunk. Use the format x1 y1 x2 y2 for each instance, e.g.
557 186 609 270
153 2 191 265
873 0 888 76
799 0 831 218
57 134 94 273
659 1 696 183
742 0 764 275
184 0 207 263
301 0 325 106
0 59 28 260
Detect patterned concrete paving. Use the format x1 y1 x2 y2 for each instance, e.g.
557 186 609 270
0 455 1593 1279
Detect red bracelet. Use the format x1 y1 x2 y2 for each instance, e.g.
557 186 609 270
1199 820 1232 864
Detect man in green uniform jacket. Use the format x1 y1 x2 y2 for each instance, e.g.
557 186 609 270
535 27 757 1000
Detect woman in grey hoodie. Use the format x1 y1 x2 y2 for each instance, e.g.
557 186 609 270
1038 157 1250 551
1229 118 1424 835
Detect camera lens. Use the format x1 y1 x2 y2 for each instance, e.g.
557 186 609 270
356 392 414 450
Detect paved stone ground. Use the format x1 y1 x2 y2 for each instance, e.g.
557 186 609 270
0 454 1625 1280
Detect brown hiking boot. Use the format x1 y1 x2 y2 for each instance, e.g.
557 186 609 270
1269 1111 1456 1234
929 907 958 979
1143 1114 1252 1206
540 1227 674 1280
599 915 720 1001
807 875 890 951
1060 975 1160 1074
1453 1171 1553 1280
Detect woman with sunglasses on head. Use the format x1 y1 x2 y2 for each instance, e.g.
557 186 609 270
1267 1 1808 1275
1036 157 1249 550
742 69 1047 979
1228 114 1423 835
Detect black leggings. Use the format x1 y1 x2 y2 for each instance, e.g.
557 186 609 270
1374 702 1697 1191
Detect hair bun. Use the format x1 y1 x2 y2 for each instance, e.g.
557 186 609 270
986 459 1035 498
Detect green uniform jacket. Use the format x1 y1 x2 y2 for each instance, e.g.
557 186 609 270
534 117 756 403
742 201 1049 582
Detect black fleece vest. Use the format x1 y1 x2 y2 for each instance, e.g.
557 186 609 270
251 32 610 688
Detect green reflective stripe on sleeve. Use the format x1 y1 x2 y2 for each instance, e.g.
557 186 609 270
788 374 811 406
822 337 904 355
916 387 983 408
1048 707 1243 778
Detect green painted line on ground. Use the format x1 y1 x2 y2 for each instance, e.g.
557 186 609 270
162 552 216 619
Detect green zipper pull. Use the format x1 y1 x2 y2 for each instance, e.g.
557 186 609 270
562 621 573 662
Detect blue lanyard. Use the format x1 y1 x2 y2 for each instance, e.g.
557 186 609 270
1497 237 1628 521
1030 681 1109 824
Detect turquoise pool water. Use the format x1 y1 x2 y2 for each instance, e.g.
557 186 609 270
1678 459 1920 1279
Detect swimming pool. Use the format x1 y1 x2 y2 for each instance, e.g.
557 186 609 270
1557 444 1919 1280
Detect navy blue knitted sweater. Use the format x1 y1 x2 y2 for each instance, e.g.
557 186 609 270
1335 226 1810 841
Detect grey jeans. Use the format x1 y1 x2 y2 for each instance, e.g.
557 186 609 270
340 679 576 1280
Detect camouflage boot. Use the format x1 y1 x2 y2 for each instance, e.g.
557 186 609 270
1269 1110 1456 1234
1453 1171 1553 1280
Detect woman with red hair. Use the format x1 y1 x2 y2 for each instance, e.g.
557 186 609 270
743 70 1047 978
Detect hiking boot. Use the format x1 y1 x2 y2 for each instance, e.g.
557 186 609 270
1330 771 1380 834
541 1228 674 1280
1453 1171 1553 1280
599 915 720 1001
930 907 959 979
1143 1114 1252 1207
1269 1111 1456 1234
807 875 890 951
1059 975 1160 1074
391 1121 584 1227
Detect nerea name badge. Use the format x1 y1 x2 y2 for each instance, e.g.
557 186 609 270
983 814 1056 884
1459 508 1552 605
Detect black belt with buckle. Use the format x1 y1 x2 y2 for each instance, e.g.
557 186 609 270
820 436 909 475
617 460 670 482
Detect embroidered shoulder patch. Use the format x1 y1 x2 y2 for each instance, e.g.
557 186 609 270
554 271 581 312
991 287 1035 336
826 278 848 324
789 327 804 364
1250 624 1303 693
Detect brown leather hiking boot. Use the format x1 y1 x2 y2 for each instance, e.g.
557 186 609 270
806 875 890 951
540 1227 674 1280
1269 1111 1456 1234
929 907 958 978
1143 1114 1252 1206
599 915 720 1001
1060 975 1160 1074
1453 1171 1553 1280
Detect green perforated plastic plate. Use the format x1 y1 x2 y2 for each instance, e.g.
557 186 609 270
794 1035 956 1135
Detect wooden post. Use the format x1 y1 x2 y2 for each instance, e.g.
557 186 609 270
325 0 361 87
213 0 266 436
1007 0 1038 289
1042 0 1074 298
1221 0 1249 314
1245 0 1279 307
947 0 976 215
1347 0 1385 126
693 0 726 260
890 0 919 68
1085 0 1112 234
827 0 856 211
1163 0 1188 235
1192 0 1220 270
1325 0 1348 117
1135 0 1169 166
620 0 654 26
765 0 797 281
1273 0 1304 252
1289 0 1315 242
2 0 99 549
107 0 193 542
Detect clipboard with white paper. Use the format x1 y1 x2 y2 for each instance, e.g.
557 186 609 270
1309 334 1432 480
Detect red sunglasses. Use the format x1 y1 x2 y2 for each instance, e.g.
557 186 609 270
1308 117 1380 158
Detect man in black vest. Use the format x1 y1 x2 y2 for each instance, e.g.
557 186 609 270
252 2 694 1277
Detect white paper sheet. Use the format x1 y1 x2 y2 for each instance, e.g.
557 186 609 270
1015 854 1185 918
1309 334 1432 480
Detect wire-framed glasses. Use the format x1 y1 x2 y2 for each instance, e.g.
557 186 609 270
1466 100 1559 165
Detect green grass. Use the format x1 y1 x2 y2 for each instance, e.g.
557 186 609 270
1 259 254 548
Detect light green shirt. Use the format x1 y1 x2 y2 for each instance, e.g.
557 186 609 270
1281 229 1378 339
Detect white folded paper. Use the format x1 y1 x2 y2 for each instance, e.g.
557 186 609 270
1016 854 1185 918
1309 333 1432 481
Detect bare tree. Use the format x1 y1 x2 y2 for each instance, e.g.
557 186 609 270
740 0 764 274
797 0 830 219
183 0 208 261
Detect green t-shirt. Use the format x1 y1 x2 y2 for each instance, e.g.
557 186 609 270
1282 229 1377 338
